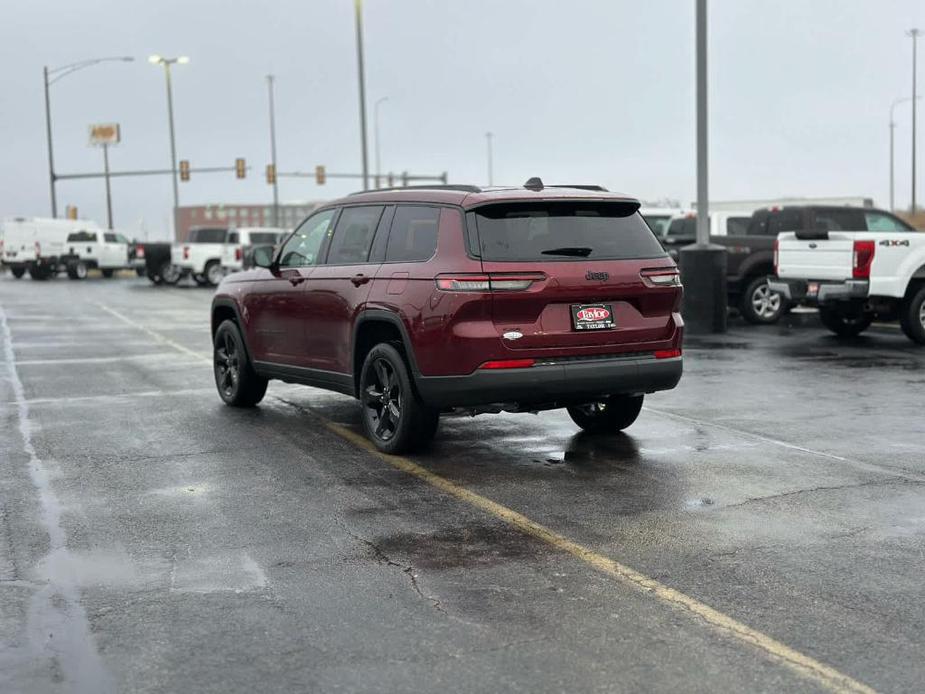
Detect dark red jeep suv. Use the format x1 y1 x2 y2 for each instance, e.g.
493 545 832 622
211 179 683 453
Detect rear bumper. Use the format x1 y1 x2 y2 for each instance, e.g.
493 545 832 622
768 278 869 304
415 356 682 409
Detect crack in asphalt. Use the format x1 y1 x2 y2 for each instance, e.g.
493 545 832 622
720 476 919 510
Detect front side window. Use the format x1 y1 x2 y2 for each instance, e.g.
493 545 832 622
247 232 278 245
475 202 664 261
278 209 336 268
665 217 695 241
642 215 671 238
325 206 384 264
864 211 914 232
812 209 866 232
114 233 130 243
386 206 441 262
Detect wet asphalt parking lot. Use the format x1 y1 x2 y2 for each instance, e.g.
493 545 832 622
1 274 924 694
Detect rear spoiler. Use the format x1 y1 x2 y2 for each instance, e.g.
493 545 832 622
794 229 829 241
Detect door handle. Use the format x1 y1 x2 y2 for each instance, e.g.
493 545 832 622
351 273 371 287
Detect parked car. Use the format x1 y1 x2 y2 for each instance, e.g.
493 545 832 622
769 214 924 343
221 227 287 274
172 227 231 286
60 230 133 279
640 206 683 240
210 179 684 453
660 210 752 248
1 217 103 280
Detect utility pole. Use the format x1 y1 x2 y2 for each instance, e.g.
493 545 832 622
678 0 727 334
354 0 370 190
43 67 57 218
890 96 920 212
486 132 494 185
909 29 920 214
374 96 388 189
267 75 280 227
102 143 113 229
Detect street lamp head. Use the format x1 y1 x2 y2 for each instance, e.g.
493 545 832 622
148 55 163 65
121 56 135 62
177 56 190 65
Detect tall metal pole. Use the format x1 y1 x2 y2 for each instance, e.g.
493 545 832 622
910 29 920 214
695 0 709 245
374 96 388 189
267 74 279 227
486 132 493 186
43 67 58 218
102 143 113 229
354 0 370 191
890 117 896 212
163 62 180 215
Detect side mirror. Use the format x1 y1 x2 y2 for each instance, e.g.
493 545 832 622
251 245 275 269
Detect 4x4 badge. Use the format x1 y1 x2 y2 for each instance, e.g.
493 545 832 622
585 270 609 281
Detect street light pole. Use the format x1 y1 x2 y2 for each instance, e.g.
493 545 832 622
374 96 388 189
149 55 188 235
102 143 113 229
485 131 493 186
890 96 921 212
354 0 370 190
42 56 133 218
267 74 280 227
910 29 921 214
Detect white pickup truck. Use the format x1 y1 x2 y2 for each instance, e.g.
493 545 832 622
61 230 133 279
769 227 925 344
172 227 231 287
221 227 286 274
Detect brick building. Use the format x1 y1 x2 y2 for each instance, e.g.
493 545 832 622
174 202 324 241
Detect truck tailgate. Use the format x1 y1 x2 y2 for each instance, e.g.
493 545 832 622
777 233 854 280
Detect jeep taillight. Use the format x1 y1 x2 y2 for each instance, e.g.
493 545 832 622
852 240 875 279
435 273 544 292
773 239 779 276
235 246 243 261
183 246 190 260
640 268 681 287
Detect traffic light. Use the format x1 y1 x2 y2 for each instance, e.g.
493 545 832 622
315 165 326 185
266 164 276 184
235 158 246 179
179 159 190 182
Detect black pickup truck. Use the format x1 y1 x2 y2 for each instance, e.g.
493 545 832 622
662 205 914 324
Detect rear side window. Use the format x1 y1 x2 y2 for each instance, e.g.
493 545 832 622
228 232 240 244
104 233 118 243
326 206 384 264
767 209 802 235
474 202 665 261
386 206 440 262
188 228 227 243
665 217 695 241
247 232 278 245
67 231 97 242
726 217 750 236
813 209 865 232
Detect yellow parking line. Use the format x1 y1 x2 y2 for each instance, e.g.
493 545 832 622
322 419 876 694
96 304 875 693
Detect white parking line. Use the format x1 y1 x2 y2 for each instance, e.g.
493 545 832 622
14 353 204 366
0 305 115 693
95 303 210 360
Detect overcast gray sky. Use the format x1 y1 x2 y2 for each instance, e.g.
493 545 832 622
1 0 923 238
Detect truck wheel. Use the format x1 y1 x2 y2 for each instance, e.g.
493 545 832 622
66 261 88 280
28 266 50 281
819 306 872 337
11 267 25 279
740 276 784 324
135 267 146 277
204 261 223 287
359 343 439 454
213 320 267 407
567 394 644 433
160 263 181 285
147 272 164 285
101 269 115 278
899 286 925 345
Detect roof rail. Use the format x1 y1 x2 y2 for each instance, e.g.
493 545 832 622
349 184 482 196
548 184 609 192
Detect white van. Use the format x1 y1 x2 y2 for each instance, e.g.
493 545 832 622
1 217 103 280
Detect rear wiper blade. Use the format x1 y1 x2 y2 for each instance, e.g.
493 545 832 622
540 246 593 257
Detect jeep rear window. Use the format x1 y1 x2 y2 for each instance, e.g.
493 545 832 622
474 202 665 261
187 228 227 243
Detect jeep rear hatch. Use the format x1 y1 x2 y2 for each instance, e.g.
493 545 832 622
469 201 679 352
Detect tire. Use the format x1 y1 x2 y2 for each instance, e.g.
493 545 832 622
204 260 224 287
819 306 872 337
567 394 644 434
160 262 181 285
28 266 50 280
899 285 925 345
11 267 25 279
359 343 439 454
147 271 164 285
66 261 88 280
194 274 209 287
135 267 146 277
739 276 784 324
213 320 267 407
101 269 115 278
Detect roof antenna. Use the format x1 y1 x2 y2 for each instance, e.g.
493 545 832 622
524 177 544 191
